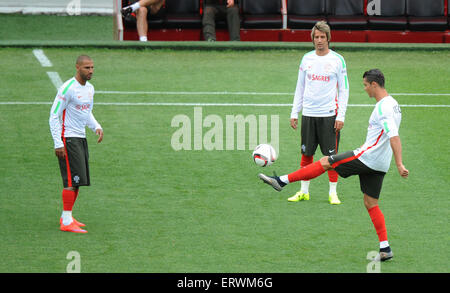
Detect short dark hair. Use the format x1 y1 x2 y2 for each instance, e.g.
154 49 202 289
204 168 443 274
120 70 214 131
363 69 385 88
76 55 92 65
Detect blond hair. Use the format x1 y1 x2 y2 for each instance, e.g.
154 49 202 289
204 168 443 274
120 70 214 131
311 21 331 42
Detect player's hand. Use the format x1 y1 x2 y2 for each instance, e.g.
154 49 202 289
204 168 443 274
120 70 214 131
55 147 65 159
397 164 409 178
96 128 104 143
290 118 298 130
334 120 344 132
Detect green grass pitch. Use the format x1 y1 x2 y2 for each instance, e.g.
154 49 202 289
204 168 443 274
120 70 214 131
0 22 449 273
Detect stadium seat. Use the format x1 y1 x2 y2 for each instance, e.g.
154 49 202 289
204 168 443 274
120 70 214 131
164 0 202 29
367 0 408 31
406 0 447 31
241 0 283 29
287 0 327 29
326 0 368 30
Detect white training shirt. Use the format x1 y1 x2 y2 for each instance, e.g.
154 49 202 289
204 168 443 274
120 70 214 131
354 96 402 173
290 50 349 121
49 77 101 149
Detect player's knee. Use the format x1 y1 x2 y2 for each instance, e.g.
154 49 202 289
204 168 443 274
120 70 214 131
136 6 148 16
363 194 378 210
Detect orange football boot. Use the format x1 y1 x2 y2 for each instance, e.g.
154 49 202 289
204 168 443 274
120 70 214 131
60 217 86 227
60 222 87 233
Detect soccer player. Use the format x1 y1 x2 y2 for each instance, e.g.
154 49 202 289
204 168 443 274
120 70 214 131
49 55 103 234
288 21 349 205
259 69 409 261
121 0 165 42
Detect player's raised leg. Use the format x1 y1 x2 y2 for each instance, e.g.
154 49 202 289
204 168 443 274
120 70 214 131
259 157 330 192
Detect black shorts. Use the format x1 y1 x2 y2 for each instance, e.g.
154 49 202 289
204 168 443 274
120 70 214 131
328 151 386 199
301 115 340 157
58 137 90 188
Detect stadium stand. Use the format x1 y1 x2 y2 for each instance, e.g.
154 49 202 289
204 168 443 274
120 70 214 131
326 0 368 30
407 0 448 31
164 0 202 29
287 0 327 30
117 0 450 43
241 0 283 29
367 0 408 31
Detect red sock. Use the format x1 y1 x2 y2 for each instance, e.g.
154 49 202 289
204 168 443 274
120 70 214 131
62 189 76 211
368 205 388 242
328 169 338 183
288 160 326 183
300 154 313 168
300 155 313 183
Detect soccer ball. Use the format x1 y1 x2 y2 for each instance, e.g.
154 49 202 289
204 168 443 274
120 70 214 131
252 144 277 167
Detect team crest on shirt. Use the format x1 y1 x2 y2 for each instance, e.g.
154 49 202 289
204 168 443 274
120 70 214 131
324 63 333 73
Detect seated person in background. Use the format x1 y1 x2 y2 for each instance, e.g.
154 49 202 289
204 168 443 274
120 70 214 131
122 0 166 42
203 0 241 41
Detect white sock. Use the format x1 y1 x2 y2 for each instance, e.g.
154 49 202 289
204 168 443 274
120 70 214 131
139 36 148 42
62 211 73 226
380 241 390 249
279 175 289 184
130 2 141 12
329 182 337 195
301 180 310 194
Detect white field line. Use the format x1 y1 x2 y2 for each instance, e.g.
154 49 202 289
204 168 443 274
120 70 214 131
47 72 63 89
32 49 64 90
95 90 450 96
32 49 53 67
0 101 449 107
95 90 291 96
